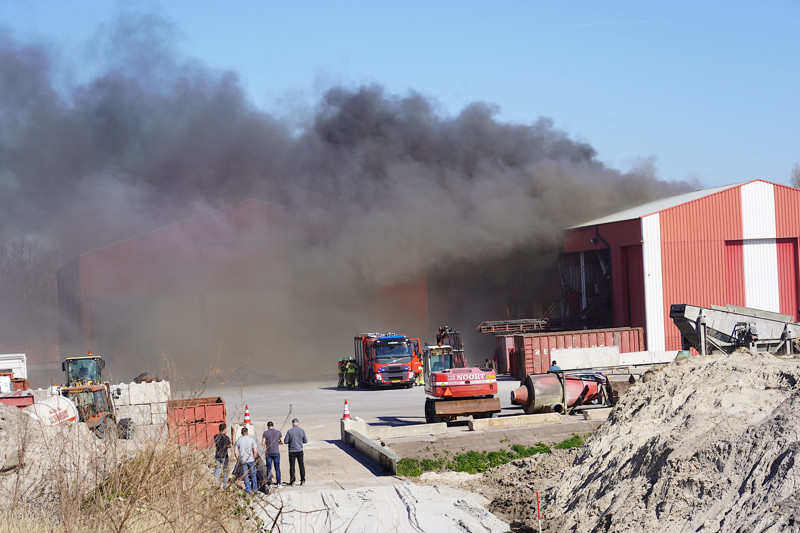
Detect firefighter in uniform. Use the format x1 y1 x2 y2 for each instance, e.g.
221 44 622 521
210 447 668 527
345 358 358 389
415 357 424 386
337 358 346 388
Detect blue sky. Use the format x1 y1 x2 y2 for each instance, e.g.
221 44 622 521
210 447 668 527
2 1 798 188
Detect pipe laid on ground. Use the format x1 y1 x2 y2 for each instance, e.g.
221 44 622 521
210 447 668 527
511 373 604 415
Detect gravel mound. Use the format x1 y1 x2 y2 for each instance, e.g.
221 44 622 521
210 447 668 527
545 351 800 532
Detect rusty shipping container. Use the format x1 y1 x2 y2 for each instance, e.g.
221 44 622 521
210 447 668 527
167 396 227 449
512 327 645 380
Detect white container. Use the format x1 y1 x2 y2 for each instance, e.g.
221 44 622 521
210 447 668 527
0 376 10 393
23 395 79 426
0 353 27 379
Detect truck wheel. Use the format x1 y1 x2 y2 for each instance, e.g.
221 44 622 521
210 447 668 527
369 372 377 390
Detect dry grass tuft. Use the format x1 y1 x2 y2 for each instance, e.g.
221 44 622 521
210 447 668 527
0 408 264 532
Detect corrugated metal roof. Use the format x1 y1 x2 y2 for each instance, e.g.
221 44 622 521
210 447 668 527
568 181 747 229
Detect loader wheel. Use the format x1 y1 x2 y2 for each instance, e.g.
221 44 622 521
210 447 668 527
94 416 117 439
117 418 135 440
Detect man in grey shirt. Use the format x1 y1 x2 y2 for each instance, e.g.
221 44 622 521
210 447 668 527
262 421 283 486
283 418 307 486
234 427 259 493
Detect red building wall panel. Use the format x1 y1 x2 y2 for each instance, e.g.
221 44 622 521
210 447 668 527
494 336 514 374
777 239 799 320
725 241 746 308
373 272 430 335
622 245 646 329
774 184 800 238
657 187 744 350
80 201 290 299
774 186 800 321
563 219 646 328
562 220 642 254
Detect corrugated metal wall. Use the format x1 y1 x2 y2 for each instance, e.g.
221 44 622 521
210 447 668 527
654 181 800 350
623 244 645 328
775 184 800 319
655 185 744 350
777 239 798 318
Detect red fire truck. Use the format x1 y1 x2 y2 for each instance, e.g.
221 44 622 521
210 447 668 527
354 333 417 389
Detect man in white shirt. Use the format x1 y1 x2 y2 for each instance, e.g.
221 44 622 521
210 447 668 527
234 427 259 493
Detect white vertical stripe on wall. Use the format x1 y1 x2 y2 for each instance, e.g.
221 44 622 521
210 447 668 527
740 181 780 312
741 181 776 239
641 213 665 351
743 239 780 312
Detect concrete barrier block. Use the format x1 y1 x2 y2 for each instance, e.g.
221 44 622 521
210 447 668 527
341 417 368 444
151 412 168 426
582 408 612 421
128 381 171 405
31 389 51 403
150 402 167 415
118 404 151 426
134 423 170 441
231 423 255 441
346 429 399 475
468 413 561 431
367 422 448 439
111 383 130 406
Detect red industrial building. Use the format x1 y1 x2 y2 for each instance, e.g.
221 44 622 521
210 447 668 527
562 180 800 351
57 200 429 380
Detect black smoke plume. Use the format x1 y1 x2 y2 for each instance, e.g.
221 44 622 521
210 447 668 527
0 15 693 383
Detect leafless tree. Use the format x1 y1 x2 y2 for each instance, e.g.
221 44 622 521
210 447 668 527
791 162 800 189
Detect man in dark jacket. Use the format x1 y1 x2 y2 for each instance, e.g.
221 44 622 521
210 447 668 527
283 418 308 486
213 423 231 488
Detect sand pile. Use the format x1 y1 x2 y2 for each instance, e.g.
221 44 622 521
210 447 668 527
542 351 800 532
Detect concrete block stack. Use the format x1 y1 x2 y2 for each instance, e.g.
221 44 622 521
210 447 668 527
113 381 171 433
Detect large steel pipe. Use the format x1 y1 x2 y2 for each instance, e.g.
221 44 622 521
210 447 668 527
511 373 603 414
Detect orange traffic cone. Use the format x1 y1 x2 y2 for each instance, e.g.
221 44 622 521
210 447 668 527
244 404 251 425
342 399 351 420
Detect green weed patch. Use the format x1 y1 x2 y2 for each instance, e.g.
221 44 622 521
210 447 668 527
396 434 586 477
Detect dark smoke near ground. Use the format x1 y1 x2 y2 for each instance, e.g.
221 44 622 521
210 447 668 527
0 15 694 384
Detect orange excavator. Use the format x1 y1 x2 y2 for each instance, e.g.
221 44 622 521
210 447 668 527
423 342 501 423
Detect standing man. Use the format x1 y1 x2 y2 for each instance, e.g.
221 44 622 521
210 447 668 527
283 418 307 486
337 358 346 388
262 421 283 486
345 358 357 389
213 423 231 488
233 427 259 493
